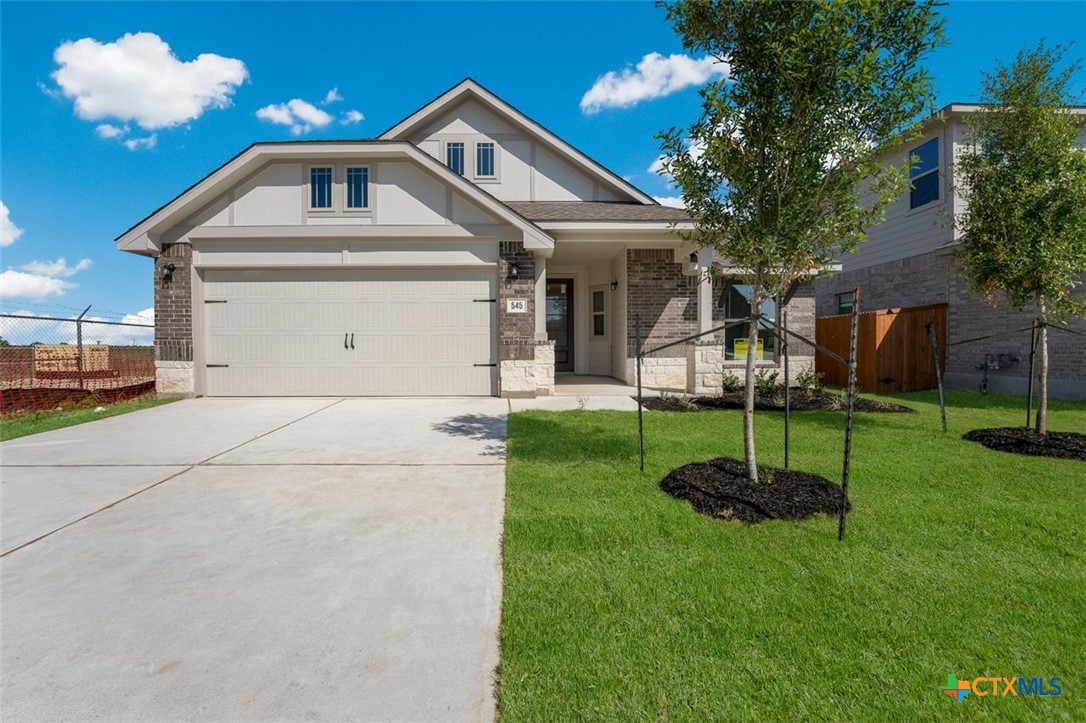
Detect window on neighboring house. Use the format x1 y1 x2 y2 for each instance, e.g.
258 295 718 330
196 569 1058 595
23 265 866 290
476 142 496 178
837 292 855 315
717 280 778 361
909 138 940 209
310 166 333 209
346 166 370 209
446 142 465 175
592 290 606 336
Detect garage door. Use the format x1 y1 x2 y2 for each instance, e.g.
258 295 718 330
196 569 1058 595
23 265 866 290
203 268 496 396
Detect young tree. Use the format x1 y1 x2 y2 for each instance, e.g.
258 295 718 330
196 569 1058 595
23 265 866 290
953 43 1086 435
658 0 943 482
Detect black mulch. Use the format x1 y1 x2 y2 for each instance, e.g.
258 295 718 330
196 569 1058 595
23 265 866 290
641 390 913 414
962 427 1086 461
660 457 850 524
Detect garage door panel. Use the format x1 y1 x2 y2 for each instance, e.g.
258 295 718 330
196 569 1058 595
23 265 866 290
204 268 496 396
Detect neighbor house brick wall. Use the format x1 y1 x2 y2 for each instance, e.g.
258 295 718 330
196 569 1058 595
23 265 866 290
814 250 1086 398
154 243 193 363
626 249 696 358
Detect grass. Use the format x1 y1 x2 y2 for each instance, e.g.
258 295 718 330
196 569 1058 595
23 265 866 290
500 390 1085 721
0 395 181 441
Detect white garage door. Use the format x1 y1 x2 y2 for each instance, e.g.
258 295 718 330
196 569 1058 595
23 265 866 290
203 268 496 396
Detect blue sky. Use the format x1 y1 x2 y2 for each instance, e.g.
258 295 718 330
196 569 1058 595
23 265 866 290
1 1 1084 324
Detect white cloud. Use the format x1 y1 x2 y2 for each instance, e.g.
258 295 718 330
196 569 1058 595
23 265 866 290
322 87 343 105
340 109 364 125
50 32 248 130
256 98 334 135
96 123 128 139
653 196 686 209
121 307 155 325
581 52 729 114
20 258 93 278
1 201 24 248
649 139 706 179
123 134 158 151
0 270 77 300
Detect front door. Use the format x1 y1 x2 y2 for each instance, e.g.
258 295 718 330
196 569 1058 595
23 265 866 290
546 279 574 372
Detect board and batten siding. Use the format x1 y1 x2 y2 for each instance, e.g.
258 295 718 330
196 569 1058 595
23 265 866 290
407 98 627 203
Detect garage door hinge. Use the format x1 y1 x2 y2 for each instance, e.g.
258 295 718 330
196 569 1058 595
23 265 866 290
473 363 497 367
206 364 229 368
204 300 228 304
473 298 497 303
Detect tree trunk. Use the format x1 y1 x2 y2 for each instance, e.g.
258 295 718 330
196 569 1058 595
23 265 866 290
744 302 760 483
1036 298 1048 435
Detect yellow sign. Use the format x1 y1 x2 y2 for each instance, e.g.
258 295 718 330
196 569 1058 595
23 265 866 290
733 338 764 360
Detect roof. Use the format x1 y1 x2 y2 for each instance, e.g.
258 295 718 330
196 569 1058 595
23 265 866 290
115 141 555 255
378 78 658 205
505 201 690 223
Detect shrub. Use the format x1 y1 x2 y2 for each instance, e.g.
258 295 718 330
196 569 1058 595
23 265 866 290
754 370 781 398
795 367 824 396
721 371 743 394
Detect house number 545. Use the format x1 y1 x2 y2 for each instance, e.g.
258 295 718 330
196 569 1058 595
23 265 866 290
506 299 528 313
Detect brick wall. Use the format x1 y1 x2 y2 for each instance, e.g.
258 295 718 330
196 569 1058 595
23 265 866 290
626 249 696 357
814 250 1086 397
154 243 193 362
498 241 535 362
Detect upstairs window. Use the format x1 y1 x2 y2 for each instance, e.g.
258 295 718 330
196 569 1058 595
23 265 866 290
476 142 496 178
309 166 333 209
909 138 940 209
446 142 465 175
837 292 855 315
346 166 370 209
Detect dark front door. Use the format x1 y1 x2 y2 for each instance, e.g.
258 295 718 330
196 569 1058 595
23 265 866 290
546 279 574 372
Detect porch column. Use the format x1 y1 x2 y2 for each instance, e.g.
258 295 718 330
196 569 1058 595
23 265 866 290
534 253 548 341
697 248 714 334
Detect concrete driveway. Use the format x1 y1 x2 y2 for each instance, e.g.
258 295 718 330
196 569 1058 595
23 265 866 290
1 398 507 722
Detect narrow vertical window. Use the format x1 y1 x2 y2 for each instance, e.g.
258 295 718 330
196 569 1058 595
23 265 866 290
476 142 495 178
909 138 940 209
446 142 465 175
592 290 606 337
346 166 369 209
310 167 333 209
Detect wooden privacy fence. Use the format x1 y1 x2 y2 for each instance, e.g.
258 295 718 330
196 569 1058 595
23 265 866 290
816 304 947 393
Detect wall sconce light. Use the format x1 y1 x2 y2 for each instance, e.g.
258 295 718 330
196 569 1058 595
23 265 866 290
161 263 177 283
610 280 619 291
689 252 698 264
508 262 520 280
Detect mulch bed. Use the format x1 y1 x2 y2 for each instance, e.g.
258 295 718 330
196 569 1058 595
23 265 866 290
962 427 1086 461
641 390 913 414
660 457 849 523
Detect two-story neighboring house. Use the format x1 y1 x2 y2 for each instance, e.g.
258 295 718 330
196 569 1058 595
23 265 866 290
117 79 817 399
815 104 1086 400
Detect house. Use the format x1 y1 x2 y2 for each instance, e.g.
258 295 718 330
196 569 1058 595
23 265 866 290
117 79 816 398
815 104 1086 400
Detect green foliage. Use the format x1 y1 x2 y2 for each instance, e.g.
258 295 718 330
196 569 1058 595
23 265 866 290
795 367 824 396
720 370 743 393
953 42 1086 320
753 369 781 397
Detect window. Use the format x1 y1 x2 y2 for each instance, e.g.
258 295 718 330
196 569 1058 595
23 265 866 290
476 142 496 178
717 281 778 361
909 138 939 209
837 292 855 315
309 167 333 209
346 166 369 209
446 142 465 175
592 290 606 336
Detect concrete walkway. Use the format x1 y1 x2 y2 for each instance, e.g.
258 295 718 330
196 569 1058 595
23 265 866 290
2 398 507 722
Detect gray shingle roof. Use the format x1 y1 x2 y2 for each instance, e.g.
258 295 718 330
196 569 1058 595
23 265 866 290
506 201 690 223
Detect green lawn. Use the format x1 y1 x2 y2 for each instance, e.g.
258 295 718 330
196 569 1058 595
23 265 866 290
501 391 1085 721
0 395 181 441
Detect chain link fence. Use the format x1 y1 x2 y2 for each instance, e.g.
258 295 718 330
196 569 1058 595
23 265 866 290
0 310 155 415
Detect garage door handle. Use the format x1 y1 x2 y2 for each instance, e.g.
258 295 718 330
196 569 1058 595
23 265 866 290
350 333 355 350
344 333 349 350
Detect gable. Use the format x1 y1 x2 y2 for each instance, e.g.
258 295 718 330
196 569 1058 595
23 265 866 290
117 142 554 254
380 80 655 205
